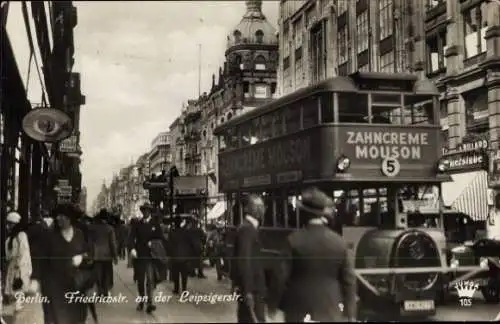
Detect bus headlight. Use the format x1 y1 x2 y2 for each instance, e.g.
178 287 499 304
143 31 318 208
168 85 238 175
438 159 450 173
480 257 489 269
337 156 351 172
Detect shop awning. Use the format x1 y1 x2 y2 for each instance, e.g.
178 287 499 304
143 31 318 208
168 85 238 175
207 201 227 220
441 171 488 221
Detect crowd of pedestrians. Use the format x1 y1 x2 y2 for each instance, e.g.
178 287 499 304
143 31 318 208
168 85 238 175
1 200 214 324
1 186 356 323
1 203 127 324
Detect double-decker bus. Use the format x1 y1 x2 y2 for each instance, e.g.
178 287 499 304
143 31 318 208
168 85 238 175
214 72 473 319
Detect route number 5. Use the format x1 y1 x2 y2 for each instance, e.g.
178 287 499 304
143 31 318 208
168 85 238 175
381 157 401 177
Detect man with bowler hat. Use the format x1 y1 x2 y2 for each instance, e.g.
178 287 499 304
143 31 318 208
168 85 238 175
128 202 163 313
232 194 267 323
271 187 357 322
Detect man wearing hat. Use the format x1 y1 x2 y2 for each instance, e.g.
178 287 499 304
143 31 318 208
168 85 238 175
232 194 267 323
128 202 163 314
91 209 118 297
271 187 357 322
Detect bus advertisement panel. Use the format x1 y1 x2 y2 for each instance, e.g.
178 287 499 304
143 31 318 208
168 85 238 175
337 125 442 181
218 128 322 191
218 125 444 191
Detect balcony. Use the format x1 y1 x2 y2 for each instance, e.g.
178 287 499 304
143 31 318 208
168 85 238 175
184 105 202 123
184 130 201 142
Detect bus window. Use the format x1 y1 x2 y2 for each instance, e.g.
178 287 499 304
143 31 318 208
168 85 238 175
272 110 284 137
262 192 274 227
249 118 261 145
225 127 239 150
320 92 334 123
226 193 235 225
287 195 299 228
372 106 400 124
360 188 380 226
303 97 319 129
219 134 227 151
335 190 354 226
338 93 368 123
232 196 242 227
405 95 436 125
371 93 402 125
411 102 434 125
239 122 251 147
261 114 273 141
276 192 286 227
347 189 361 225
284 104 301 134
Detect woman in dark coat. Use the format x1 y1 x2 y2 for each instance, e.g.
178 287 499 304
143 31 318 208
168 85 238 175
43 203 91 324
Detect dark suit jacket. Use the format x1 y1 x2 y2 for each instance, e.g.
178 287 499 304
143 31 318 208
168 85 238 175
26 220 51 280
278 223 356 322
168 227 196 263
128 218 164 258
90 222 118 261
232 219 266 295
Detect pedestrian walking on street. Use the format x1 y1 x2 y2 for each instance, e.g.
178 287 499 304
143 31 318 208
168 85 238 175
128 202 164 314
190 219 207 278
168 216 196 294
117 220 129 260
4 211 31 311
25 212 53 324
91 209 118 296
4 211 44 324
42 203 94 324
272 187 357 322
232 194 267 323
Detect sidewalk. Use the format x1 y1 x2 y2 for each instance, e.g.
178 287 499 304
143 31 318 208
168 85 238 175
1 261 283 323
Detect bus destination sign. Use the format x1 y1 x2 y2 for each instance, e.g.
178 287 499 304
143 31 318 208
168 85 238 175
218 134 314 189
344 129 432 161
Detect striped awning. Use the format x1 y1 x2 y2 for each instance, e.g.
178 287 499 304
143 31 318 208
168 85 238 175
441 171 488 221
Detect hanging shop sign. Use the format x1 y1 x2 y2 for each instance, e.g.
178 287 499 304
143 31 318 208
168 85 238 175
22 108 73 142
59 135 78 153
442 137 489 173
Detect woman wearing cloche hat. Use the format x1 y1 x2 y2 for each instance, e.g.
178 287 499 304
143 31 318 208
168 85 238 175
271 187 357 323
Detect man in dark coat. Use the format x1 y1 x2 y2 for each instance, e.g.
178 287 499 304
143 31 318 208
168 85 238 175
274 187 357 322
232 194 267 323
91 209 118 296
189 219 207 278
116 220 128 260
25 211 53 323
168 216 196 294
128 202 164 313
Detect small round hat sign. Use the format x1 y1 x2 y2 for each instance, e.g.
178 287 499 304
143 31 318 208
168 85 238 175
22 108 73 142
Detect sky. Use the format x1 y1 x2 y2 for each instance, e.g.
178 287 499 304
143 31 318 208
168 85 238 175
6 1 279 210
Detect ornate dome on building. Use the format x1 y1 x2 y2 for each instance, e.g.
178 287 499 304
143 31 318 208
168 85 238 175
226 0 278 50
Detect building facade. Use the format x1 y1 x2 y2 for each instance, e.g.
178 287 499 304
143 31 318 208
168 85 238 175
79 186 87 213
180 0 279 210
1 1 83 225
277 0 500 220
92 151 151 219
149 131 172 176
169 117 186 175
92 0 279 221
